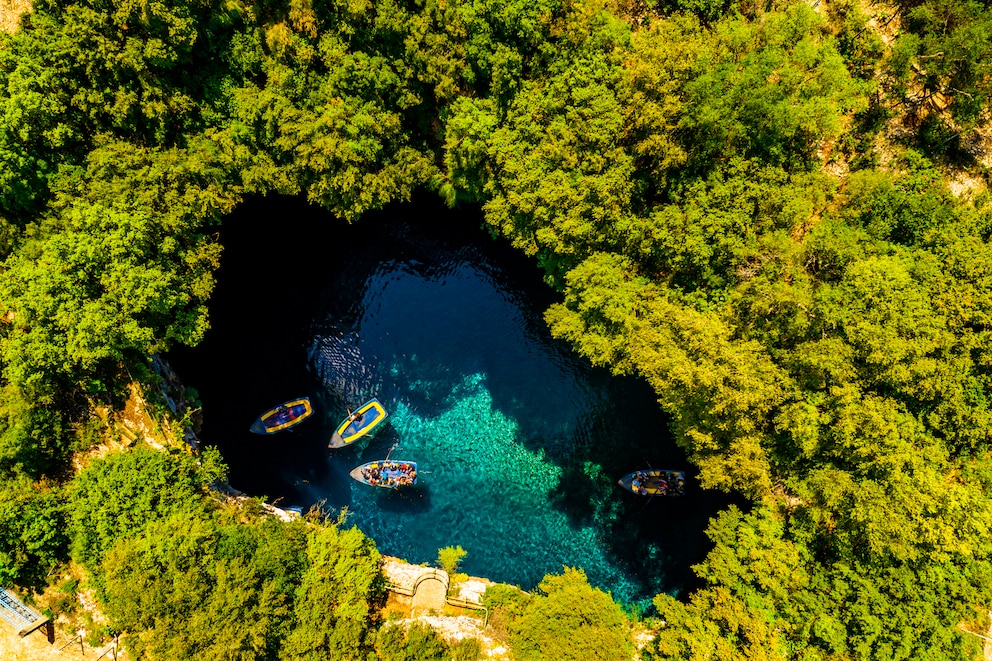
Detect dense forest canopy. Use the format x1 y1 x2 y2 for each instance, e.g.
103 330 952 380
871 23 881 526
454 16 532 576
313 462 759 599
0 0 991 657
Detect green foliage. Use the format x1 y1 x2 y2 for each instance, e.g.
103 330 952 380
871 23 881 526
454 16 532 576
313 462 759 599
0 0 990 657
445 0 635 281
450 637 483 661
623 13 700 194
0 0 242 214
633 159 836 291
652 507 801 660
375 622 450 661
481 583 529 612
508 567 631 661
0 140 235 396
0 383 70 477
0 477 68 590
437 545 467 575
375 622 482 660
0 201 220 389
826 0 885 81
100 508 384 661
281 524 384 660
546 252 787 495
68 444 216 574
101 513 305 660
839 150 953 245
674 4 865 171
888 0 992 129
651 503 991 660
481 582 531 641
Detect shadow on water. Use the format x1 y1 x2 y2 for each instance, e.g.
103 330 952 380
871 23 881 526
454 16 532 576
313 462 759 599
168 192 743 605
368 484 433 514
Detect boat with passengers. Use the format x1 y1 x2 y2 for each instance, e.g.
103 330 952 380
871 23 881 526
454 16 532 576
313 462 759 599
329 398 389 448
617 469 685 496
349 460 417 488
249 397 313 434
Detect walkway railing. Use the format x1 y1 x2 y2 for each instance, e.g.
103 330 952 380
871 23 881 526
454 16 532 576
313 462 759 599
0 587 51 638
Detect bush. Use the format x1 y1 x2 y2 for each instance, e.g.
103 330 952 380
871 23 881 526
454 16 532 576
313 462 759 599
68 444 218 573
509 568 631 661
437 545 467 575
375 622 450 661
0 477 68 589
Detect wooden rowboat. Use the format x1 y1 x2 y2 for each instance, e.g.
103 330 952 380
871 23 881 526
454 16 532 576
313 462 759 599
328 398 388 448
249 397 313 434
618 469 685 496
349 460 418 488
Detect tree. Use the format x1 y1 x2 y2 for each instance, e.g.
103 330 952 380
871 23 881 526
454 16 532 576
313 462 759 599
437 545 467 575
68 444 221 574
887 0 992 129
509 568 631 661
375 622 450 661
281 523 384 660
0 382 70 477
546 252 787 495
0 0 242 215
444 0 635 281
101 513 308 660
674 4 865 171
0 476 68 590
0 195 223 393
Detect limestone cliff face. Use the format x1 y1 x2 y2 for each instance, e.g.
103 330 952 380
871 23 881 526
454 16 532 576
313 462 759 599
107 355 203 453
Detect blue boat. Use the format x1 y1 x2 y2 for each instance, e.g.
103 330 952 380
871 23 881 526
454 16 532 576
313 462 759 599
328 398 388 448
618 469 685 496
349 460 417 488
249 397 313 434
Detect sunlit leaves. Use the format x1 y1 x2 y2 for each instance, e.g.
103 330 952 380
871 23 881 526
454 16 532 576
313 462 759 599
547 252 786 494
0 476 67 589
888 0 992 127
675 3 866 171
68 445 214 574
281 525 383 659
0 200 221 390
509 567 631 661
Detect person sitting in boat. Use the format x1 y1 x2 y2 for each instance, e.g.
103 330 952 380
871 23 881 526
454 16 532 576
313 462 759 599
364 466 382 486
275 405 292 424
348 409 364 428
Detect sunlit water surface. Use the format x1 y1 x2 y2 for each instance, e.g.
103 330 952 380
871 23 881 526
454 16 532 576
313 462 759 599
169 196 737 606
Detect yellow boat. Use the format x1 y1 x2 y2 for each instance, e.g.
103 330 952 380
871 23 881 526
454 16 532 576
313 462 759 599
249 397 313 434
328 398 388 448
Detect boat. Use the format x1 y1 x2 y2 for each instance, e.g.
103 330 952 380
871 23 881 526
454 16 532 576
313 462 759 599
249 397 313 434
328 398 388 448
617 469 685 496
349 460 418 488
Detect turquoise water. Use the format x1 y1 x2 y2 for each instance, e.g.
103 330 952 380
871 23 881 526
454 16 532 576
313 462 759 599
170 195 738 606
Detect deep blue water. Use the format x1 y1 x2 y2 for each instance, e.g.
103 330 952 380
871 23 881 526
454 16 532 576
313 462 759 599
168 195 739 606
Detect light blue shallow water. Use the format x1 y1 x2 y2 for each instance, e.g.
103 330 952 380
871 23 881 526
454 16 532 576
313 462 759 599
171 196 737 606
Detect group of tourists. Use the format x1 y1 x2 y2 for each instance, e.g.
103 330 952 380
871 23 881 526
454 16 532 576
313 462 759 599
361 461 417 488
629 470 685 496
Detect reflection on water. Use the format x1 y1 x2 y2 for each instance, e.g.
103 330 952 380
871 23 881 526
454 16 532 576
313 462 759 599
168 195 739 606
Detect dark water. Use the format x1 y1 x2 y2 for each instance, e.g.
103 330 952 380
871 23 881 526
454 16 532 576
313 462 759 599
169 195 739 606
